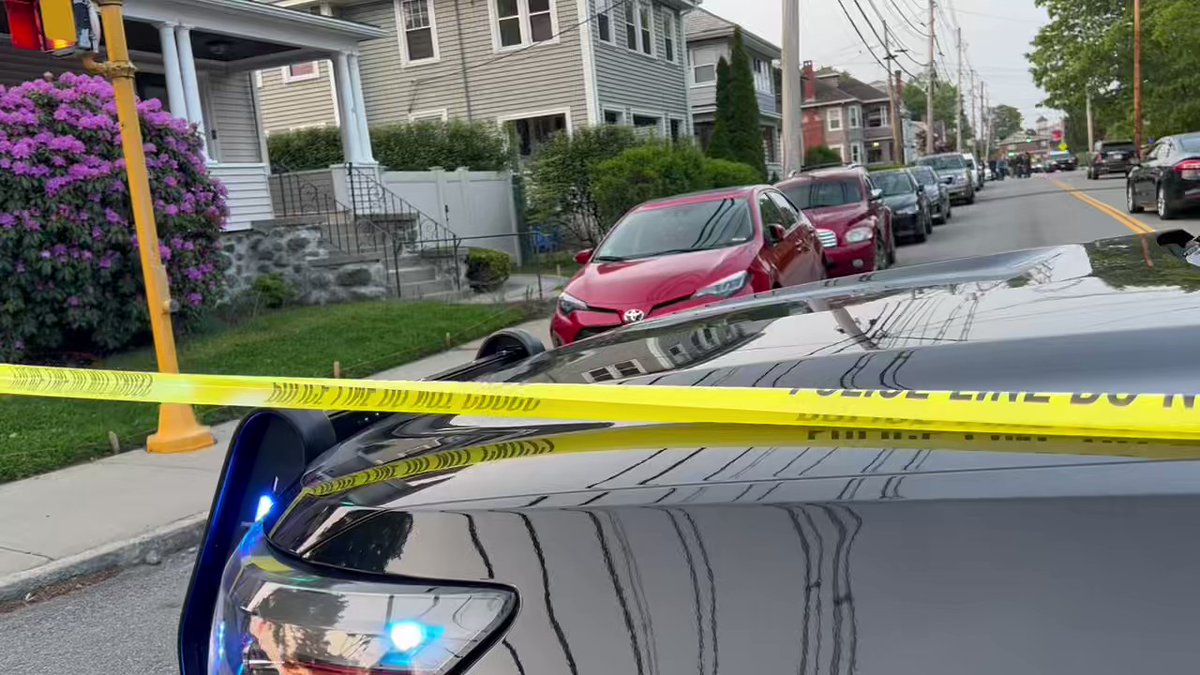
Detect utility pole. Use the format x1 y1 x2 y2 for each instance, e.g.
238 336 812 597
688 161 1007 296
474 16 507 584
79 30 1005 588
1086 89 1095 154
981 81 989 161
781 0 803 175
884 21 903 164
1133 0 1143 156
970 70 977 155
955 26 963 151
781 0 803 174
926 0 936 153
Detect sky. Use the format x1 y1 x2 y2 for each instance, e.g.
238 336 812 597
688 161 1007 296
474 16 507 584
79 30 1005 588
699 0 1055 128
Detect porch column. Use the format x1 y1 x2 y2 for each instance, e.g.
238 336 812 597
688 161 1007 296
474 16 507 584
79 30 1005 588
333 51 362 163
347 53 374 163
174 25 207 157
156 23 188 120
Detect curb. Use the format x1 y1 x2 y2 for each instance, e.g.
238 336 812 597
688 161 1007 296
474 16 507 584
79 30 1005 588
0 512 207 606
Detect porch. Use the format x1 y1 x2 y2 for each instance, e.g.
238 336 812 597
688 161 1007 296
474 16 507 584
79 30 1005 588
0 0 384 230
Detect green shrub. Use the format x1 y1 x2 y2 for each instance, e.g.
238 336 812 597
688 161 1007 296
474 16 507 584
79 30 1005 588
805 145 843 167
592 142 709 227
371 120 510 171
267 127 343 170
249 274 295 309
527 126 641 246
466 248 513 293
704 158 763 188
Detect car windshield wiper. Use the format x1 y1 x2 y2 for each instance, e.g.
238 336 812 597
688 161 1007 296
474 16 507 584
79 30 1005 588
592 254 629 262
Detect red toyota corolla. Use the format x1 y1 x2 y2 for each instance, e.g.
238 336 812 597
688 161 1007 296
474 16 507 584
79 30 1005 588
776 167 895 277
550 186 826 345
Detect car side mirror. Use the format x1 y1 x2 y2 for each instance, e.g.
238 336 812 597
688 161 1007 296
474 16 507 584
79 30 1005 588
869 188 883 201
767 223 787 244
574 249 593 265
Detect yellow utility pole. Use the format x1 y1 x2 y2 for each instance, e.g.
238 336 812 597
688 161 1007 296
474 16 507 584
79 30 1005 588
86 0 213 453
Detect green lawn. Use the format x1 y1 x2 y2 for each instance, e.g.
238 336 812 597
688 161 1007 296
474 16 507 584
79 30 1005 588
0 300 541 482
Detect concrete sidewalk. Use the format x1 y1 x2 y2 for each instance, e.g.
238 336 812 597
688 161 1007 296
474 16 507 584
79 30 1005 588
0 318 550 603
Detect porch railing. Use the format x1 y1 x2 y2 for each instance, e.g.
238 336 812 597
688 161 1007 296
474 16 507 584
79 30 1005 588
268 163 407 295
345 163 462 290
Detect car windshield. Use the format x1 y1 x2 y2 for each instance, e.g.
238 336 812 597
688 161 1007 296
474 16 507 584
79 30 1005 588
1179 137 1200 153
593 198 753 261
919 155 966 171
872 172 913 196
911 167 938 185
780 179 862 209
1050 152 1072 160
1101 143 1135 152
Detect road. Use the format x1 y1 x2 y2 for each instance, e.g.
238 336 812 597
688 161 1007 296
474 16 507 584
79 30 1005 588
1 170 1196 674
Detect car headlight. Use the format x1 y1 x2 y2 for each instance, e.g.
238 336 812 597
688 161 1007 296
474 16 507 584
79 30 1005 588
845 227 874 243
895 204 919 215
693 271 749 299
557 292 588 316
954 174 967 184
209 524 516 675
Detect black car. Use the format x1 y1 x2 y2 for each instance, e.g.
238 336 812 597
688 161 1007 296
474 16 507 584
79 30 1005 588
869 168 932 243
1047 150 1078 172
1088 139 1137 179
1126 131 1200 220
908 164 952 224
180 229 1200 675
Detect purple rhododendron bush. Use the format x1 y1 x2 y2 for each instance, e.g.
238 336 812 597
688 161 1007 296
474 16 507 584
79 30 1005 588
0 73 227 362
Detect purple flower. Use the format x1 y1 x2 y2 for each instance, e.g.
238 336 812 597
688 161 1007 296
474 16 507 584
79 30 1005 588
186 292 203 307
67 296 80 307
159 244 171 261
39 250 51 259
186 267 203 282
91 226 104 240
104 208 123 225
0 214 14 229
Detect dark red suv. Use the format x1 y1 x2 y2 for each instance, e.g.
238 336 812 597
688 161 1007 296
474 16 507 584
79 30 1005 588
776 167 895 277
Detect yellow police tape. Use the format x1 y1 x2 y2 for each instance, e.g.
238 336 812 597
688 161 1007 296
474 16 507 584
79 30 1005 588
304 423 1200 498
2 362 1200 442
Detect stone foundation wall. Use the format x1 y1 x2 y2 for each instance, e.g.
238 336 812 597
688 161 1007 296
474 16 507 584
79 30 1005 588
219 224 390 305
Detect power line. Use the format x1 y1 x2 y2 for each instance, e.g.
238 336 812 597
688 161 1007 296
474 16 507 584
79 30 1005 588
884 0 931 37
833 0 890 71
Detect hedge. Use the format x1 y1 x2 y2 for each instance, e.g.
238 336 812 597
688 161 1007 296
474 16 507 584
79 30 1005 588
266 121 512 171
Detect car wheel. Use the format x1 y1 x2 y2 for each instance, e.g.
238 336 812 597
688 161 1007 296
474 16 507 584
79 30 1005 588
945 201 953 221
1157 183 1177 220
873 234 888 271
887 232 897 265
965 190 976 205
1126 181 1144 213
925 210 933 234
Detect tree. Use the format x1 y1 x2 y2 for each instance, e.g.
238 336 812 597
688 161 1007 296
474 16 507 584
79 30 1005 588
708 58 734 160
903 80 973 149
990 105 1024 142
527 126 640 246
707 29 766 179
1028 0 1200 140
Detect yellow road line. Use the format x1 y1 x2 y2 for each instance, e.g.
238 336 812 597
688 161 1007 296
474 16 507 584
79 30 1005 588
1049 178 1155 235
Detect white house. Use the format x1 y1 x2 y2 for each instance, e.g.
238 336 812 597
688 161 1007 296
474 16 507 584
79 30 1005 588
0 0 385 229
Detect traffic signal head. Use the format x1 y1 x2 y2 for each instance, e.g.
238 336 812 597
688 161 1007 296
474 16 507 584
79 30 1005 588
3 0 98 54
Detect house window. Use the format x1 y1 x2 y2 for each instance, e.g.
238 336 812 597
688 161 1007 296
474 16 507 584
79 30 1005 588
400 0 437 62
867 142 884 165
753 59 772 94
597 0 612 42
662 9 677 62
510 111 567 157
827 107 842 131
282 61 319 83
762 126 778 164
604 109 625 125
848 104 862 129
624 1 652 55
850 142 864 164
632 114 661 139
691 47 718 85
494 0 555 49
410 109 448 122
867 106 889 128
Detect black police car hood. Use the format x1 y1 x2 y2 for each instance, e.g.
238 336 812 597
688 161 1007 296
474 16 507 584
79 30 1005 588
268 231 1200 675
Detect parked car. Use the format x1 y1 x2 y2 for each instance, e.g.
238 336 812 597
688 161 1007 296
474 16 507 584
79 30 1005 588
1088 139 1138 179
962 152 985 190
909 164 952 224
1047 150 1078 172
182 227 1200 675
1126 132 1200 220
547 187 826 345
916 153 976 204
776 166 896 278
871 169 933 243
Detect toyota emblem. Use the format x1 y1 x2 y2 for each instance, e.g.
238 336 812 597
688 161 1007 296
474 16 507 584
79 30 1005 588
623 308 646 323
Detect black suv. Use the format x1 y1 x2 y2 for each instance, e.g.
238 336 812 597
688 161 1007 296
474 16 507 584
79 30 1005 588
1088 140 1137 179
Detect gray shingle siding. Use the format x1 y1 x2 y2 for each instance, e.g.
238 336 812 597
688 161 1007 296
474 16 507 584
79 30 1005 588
590 0 690 134
256 62 338 135
344 0 588 130
207 72 263 164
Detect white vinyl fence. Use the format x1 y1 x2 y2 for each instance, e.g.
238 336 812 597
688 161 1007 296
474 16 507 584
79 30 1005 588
381 168 521 263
